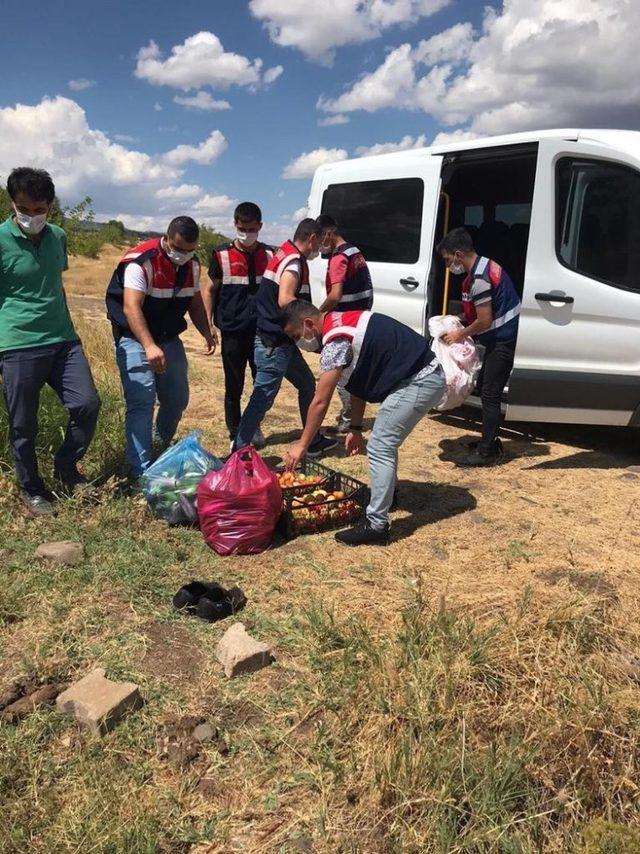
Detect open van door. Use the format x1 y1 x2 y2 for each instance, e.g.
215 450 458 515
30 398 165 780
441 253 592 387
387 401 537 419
507 137 640 425
307 153 444 333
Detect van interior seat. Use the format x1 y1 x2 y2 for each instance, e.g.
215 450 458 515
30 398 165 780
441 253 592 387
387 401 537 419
476 219 512 274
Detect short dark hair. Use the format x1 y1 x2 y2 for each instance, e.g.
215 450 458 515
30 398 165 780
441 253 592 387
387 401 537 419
167 216 199 243
234 201 262 223
281 299 321 329
7 167 55 204
293 217 320 243
437 227 475 255
315 214 339 236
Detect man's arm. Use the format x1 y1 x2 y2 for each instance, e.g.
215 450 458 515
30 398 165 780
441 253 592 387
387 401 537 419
278 269 301 308
285 369 342 469
443 304 492 344
123 289 166 373
201 275 220 329
319 281 344 313
188 291 218 355
345 395 367 455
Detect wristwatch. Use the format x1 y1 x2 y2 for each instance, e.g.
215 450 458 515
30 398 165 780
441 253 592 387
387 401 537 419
348 424 363 432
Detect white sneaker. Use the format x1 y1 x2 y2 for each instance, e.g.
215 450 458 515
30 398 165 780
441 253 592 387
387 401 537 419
252 427 266 449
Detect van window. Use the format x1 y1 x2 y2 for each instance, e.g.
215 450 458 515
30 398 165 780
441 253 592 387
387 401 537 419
321 178 423 264
495 203 531 225
464 205 483 226
557 157 640 291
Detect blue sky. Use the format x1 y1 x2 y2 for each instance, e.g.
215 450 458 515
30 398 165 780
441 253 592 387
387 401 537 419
0 0 637 241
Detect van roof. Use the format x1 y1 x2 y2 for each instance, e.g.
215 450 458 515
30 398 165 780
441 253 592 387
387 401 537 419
316 128 640 174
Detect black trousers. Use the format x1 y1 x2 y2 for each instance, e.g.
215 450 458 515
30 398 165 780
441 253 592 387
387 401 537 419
477 339 516 452
0 341 101 494
221 327 257 439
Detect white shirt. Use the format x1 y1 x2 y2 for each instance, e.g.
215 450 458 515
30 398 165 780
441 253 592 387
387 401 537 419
123 261 201 293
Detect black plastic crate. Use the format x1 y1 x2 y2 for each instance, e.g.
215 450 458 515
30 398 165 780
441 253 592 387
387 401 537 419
276 460 369 539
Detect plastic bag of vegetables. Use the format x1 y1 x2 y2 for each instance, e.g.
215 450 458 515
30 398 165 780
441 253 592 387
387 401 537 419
141 432 223 525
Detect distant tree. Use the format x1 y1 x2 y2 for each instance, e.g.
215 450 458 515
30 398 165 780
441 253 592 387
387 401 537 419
197 223 230 266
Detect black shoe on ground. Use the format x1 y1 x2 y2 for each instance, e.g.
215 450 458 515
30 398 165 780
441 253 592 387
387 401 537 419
461 438 503 466
335 520 390 546
19 490 56 518
307 435 338 459
54 467 93 494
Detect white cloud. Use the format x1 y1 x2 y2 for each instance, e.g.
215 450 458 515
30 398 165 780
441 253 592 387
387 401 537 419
282 147 348 179
114 133 140 143
318 114 349 127
68 78 96 91
292 205 308 221
431 129 478 146
0 96 231 234
154 102 163 111
318 0 640 136
135 32 275 91
155 183 203 200
174 91 231 111
356 133 428 156
194 193 236 214
263 65 284 85
163 130 228 166
250 0 450 65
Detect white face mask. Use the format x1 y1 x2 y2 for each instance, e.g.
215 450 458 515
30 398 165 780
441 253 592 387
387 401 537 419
164 240 195 266
236 231 258 247
448 254 465 275
296 326 321 353
14 205 47 235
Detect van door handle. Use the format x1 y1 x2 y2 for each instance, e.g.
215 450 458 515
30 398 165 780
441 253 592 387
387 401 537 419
399 277 419 289
535 292 574 304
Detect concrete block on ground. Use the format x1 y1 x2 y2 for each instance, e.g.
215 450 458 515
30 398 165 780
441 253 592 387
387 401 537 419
35 541 84 566
216 622 274 679
56 668 142 735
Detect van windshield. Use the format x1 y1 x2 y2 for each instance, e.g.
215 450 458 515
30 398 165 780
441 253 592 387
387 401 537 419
321 178 424 264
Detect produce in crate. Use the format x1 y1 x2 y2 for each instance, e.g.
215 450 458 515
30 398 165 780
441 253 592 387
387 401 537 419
276 471 325 489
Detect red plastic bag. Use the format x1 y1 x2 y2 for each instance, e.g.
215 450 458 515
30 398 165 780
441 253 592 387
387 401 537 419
197 447 283 555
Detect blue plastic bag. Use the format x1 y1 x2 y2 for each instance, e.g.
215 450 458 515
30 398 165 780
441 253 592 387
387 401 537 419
142 431 223 525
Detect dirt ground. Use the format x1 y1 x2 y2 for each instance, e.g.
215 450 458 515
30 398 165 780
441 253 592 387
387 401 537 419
1 245 636 852
65 246 640 624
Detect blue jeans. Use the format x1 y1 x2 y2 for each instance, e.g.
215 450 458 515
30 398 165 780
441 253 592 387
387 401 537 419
234 335 316 450
0 341 101 494
115 336 189 476
367 365 446 530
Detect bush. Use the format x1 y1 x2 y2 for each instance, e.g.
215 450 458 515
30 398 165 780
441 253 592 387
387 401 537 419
197 223 230 267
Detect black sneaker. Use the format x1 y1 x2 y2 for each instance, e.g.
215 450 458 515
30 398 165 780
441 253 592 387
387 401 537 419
54 467 93 494
19 490 56 518
307 435 338 459
335 520 390 546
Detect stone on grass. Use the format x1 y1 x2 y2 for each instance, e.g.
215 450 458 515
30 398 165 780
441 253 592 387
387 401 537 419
35 541 84 566
216 622 274 679
0 683 61 723
56 667 142 735
192 722 216 743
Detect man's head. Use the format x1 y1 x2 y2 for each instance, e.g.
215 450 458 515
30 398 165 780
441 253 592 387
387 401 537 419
234 201 262 248
281 299 323 350
293 217 321 260
164 216 199 265
436 227 476 274
7 168 55 235
315 214 341 254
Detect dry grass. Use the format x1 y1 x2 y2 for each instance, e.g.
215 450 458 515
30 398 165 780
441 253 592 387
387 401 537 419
1 247 640 852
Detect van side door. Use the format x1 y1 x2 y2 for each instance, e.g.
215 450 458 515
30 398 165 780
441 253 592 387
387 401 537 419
507 140 640 425
307 155 444 334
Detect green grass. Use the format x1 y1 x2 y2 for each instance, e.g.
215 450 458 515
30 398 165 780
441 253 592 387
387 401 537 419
1 318 640 852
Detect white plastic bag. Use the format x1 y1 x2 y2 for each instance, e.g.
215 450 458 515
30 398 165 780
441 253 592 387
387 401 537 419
428 315 481 411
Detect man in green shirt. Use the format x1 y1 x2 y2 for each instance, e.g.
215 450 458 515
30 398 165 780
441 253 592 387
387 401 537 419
0 168 101 516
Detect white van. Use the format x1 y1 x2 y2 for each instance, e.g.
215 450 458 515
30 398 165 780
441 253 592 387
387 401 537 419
306 128 640 427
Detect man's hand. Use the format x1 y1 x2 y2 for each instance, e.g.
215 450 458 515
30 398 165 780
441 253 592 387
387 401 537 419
203 328 218 356
285 442 307 471
345 431 364 456
442 327 466 346
145 343 166 373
